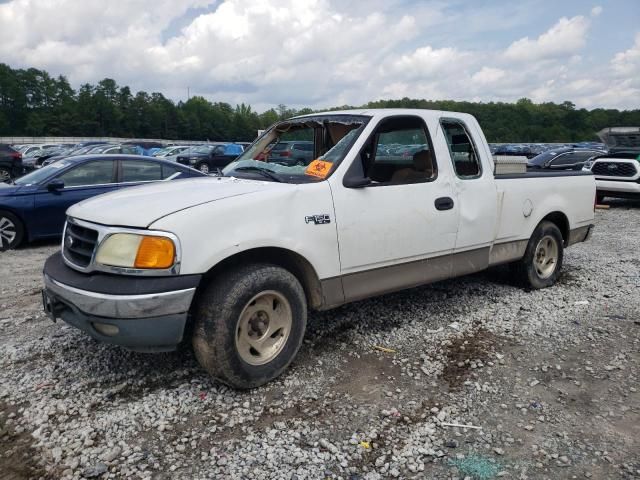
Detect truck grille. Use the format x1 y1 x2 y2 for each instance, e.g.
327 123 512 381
592 161 638 177
63 221 99 268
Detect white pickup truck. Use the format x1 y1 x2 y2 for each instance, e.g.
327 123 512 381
42 109 596 388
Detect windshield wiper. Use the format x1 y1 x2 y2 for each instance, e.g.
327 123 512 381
233 166 284 183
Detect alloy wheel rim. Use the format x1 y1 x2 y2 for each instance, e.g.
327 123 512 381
235 290 293 366
534 235 558 279
199 164 209 174
0 216 17 248
0 169 9 182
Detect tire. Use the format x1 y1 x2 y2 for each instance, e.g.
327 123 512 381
0 167 11 183
196 162 210 174
0 210 25 251
192 263 307 389
596 194 606 204
510 221 563 289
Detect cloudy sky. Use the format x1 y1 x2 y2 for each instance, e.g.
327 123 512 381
1 0 639 111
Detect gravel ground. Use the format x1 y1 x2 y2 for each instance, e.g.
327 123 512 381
1 200 639 480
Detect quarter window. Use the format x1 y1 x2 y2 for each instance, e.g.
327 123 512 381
441 119 482 178
58 160 115 187
121 160 162 182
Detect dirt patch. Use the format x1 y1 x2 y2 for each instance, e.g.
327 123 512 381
0 401 48 480
441 329 499 390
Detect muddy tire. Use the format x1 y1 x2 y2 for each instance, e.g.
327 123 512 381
0 210 24 251
511 221 564 289
192 263 307 389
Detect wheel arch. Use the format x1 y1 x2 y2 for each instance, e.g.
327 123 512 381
540 211 570 246
198 247 325 310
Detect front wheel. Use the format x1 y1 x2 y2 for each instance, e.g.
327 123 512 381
510 221 564 289
0 210 25 251
192 264 307 388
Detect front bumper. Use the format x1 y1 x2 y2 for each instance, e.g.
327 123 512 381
42 252 201 352
595 179 640 196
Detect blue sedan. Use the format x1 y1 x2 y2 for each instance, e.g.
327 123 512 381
0 154 205 250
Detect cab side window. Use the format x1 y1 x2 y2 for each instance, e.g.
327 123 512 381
365 116 437 184
441 119 482 178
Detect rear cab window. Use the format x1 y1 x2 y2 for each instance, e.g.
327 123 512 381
440 118 482 178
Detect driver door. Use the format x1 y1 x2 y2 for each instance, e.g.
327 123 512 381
331 115 459 302
32 159 118 238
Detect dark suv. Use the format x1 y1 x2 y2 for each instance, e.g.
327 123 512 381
0 144 22 182
268 141 314 166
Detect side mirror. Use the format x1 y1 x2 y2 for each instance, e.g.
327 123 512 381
343 176 372 188
47 180 64 191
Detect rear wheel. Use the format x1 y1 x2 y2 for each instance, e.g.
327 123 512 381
196 162 210 174
511 221 563 289
192 263 307 389
0 167 11 183
0 211 25 251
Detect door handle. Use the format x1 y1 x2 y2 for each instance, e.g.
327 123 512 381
434 197 454 211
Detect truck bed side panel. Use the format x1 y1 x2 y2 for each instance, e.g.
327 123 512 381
494 174 595 244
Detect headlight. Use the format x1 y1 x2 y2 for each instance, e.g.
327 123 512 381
189 158 197 164
96 233 176 269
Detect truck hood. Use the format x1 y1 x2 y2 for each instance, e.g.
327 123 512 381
597 127 640 153
67 177 286 228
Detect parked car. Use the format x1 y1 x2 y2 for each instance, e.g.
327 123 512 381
493 144 535 158
42 109 595 388
153 146 191 158
18 144 60 158
0 144 23 182
41 144 108 167
86 144 140 155
0 155 205 250
584 127 640 202
122 141 165 156
527 148 606 171
176 144 244 173
268 141 314 166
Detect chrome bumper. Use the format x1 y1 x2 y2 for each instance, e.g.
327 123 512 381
43 274 195 319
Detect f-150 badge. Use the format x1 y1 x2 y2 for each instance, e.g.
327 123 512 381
305 214 331 225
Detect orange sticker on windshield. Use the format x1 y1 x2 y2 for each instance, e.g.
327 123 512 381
305 159 333 178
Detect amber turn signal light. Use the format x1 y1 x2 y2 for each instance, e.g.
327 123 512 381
134 236 175 269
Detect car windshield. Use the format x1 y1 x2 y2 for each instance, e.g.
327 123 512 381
223 114 369 183
14 161 70 185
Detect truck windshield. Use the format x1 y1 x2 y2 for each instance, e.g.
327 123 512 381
223 114 369 183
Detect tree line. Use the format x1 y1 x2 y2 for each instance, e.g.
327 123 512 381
1 63 639 142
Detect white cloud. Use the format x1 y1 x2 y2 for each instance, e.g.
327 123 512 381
504 15 590 62
611 32 640 77
0 1 637 110
471 67 506 86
